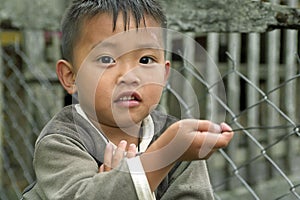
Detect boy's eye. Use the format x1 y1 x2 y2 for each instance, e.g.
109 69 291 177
97 56 115 64
139 56 154 64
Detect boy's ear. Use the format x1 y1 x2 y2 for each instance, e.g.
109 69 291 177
164 61 171 83
56 59 77 94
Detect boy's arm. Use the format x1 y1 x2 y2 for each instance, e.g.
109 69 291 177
140 119 234 192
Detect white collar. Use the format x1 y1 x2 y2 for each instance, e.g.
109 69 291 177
75 104 154 153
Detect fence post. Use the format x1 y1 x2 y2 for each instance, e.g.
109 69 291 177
0 29 3 188
267 30 281 178
227 33 241 188
247 33 261 185
267 0 281 180
182 32 198 118
206 33 220 120
284 0 298 174
206 33 229 187
227 33 241 115
22 29 45 166
23 29 64 133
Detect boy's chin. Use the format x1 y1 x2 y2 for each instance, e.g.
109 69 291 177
111 109 149 124
96 113 144 128
111 117 144 128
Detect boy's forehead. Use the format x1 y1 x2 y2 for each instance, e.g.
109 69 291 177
87 27 165 61
95 28 164 49
74 13 164 66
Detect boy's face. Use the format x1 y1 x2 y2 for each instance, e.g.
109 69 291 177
72 13 170 128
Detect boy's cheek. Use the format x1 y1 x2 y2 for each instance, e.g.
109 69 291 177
138 64 166 86
75 67 108 111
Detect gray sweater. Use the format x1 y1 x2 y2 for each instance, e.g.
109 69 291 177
23 105 214 200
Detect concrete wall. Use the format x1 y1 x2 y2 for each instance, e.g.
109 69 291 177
0 0 69 30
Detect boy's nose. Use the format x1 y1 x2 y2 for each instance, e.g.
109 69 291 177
116 67 141 86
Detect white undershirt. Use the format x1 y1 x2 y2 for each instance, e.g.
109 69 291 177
75 104 156 199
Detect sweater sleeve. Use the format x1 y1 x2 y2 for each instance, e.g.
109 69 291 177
33 134 139 200
160 161 214 200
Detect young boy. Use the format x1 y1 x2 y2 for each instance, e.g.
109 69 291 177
22 0 234 199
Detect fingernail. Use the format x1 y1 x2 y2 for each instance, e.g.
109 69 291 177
106 143 114 151
106 142 113 148
221 122 232 132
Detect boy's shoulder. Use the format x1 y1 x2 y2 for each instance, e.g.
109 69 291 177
36 105 106 160
38 105 89 139
37 104 102 141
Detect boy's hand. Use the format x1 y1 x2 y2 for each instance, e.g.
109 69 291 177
99 141 137 172
183 120 233 160
141 119 234 171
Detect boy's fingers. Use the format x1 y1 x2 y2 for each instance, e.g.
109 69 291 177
98 164 104 173
220 122 233 132
104 143 114 171
198 120 222 133
127 143 137 158
112 140 127 168
199 130 234 150
186 129 234 160
178 119 222 133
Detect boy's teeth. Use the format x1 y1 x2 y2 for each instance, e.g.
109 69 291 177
120 96 135 101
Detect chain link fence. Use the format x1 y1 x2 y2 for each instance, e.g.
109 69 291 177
0 30 64 199
162 29 300 200
1 2 300 200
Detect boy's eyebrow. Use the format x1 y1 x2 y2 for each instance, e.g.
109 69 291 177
91 41 115 51
136 42 163 50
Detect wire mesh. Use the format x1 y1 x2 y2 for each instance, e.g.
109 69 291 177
0 1 299 199
163 49 300 199
0 40 63 199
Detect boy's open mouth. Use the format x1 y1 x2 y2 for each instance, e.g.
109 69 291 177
114 91 142 106
118 96 138 101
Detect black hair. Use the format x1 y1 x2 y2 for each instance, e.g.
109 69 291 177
61 0 167 62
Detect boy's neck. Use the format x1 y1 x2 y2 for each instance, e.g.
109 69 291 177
94 120 142 148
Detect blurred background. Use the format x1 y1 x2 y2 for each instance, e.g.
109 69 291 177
0 0 299 199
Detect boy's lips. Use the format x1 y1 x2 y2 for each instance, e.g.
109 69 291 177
114 91 142 107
